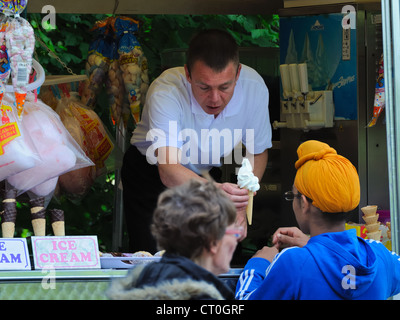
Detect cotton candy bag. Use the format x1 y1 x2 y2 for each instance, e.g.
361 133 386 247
0 94 42 181
6 93 94 196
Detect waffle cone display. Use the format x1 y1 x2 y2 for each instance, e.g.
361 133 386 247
362 214 379 225
1 222 15 238
361 205 378 217
366 222 380 233
362 205 381 241
29 197 46 236
2 188 17 238
50 209 65 236
367 230 382 241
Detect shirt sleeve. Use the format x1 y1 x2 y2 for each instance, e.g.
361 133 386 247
236 247 300 300
242 80 272 155
235 257 270 300
146 90 183 150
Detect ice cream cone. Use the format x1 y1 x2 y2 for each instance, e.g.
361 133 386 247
367 230 382 241
365 222 380 233
246 190 254 225
2 188 17 238
29 197 46 236
362 214 379 225
31 219 46 236
50 209 65 236
361 205 378 217
1 222 15 238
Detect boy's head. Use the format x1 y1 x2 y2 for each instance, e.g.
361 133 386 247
291 140 360 231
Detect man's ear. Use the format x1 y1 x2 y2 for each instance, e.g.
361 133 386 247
184 64 191 82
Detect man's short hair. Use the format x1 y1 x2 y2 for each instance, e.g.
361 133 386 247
186 29 239 76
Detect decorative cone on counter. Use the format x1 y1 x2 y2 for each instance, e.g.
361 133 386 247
1 188 17 238
29 197 46 236
50 209 65 236
361 205 381 241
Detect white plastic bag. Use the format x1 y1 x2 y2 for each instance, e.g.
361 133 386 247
6 93 94 196
0 94 42 181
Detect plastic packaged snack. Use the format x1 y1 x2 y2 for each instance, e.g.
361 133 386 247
0 93 42 182
81 20 114 109
6 93 94 197
115 16 149 125
5 16 35 118
368 53 384 127
0 0 28 16
56 94 115 198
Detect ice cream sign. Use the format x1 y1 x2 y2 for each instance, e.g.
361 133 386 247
32 236 100 269
0 238 31 270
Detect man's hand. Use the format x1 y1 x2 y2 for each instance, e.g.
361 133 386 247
272 227 310 250
218 182 250 210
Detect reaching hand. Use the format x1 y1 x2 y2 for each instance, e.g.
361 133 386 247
272 227 310 250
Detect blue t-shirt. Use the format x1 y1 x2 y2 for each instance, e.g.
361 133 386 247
236 229 400 300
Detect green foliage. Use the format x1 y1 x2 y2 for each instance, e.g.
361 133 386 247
25 13 279 251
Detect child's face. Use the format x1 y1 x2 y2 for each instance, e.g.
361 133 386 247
292 185 310 234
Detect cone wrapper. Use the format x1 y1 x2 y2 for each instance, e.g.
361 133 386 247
246 191 254 225
2 188 17 224
2 188 17 238
50 209 65 236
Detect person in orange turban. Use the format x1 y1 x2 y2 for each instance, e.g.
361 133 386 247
235 140 400 300
294 140 360 214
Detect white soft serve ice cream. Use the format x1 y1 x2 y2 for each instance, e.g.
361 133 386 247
237 158 260 192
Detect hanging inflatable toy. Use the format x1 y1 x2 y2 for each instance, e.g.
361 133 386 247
368 53 385 127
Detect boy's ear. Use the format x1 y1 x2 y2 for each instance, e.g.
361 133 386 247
301 194 312 213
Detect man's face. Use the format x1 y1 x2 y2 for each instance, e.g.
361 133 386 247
185 60 241 117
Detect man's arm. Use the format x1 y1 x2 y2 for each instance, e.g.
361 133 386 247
157 146 249 209
251 149 268 181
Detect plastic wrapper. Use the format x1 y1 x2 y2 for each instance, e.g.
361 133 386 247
0 94 42 182
106 50 129 127
5 93 94 197
80 20 114 109
5 16 35 118
0 0 28 16
115 16 149 126
368 53 384 127
0 16 10 106
55 94 116 199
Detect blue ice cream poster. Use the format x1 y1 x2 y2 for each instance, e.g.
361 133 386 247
280 14 357 120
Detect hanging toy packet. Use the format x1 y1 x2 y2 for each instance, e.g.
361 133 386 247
81 19 114 109
368 53 385 128
0 16 11 106
0 0 28 16
5 15 35 119
115 16 149 126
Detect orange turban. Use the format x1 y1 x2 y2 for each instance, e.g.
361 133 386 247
294 140 360 213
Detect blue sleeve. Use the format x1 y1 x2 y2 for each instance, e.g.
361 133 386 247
235 257 270 300
236 247 301 300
